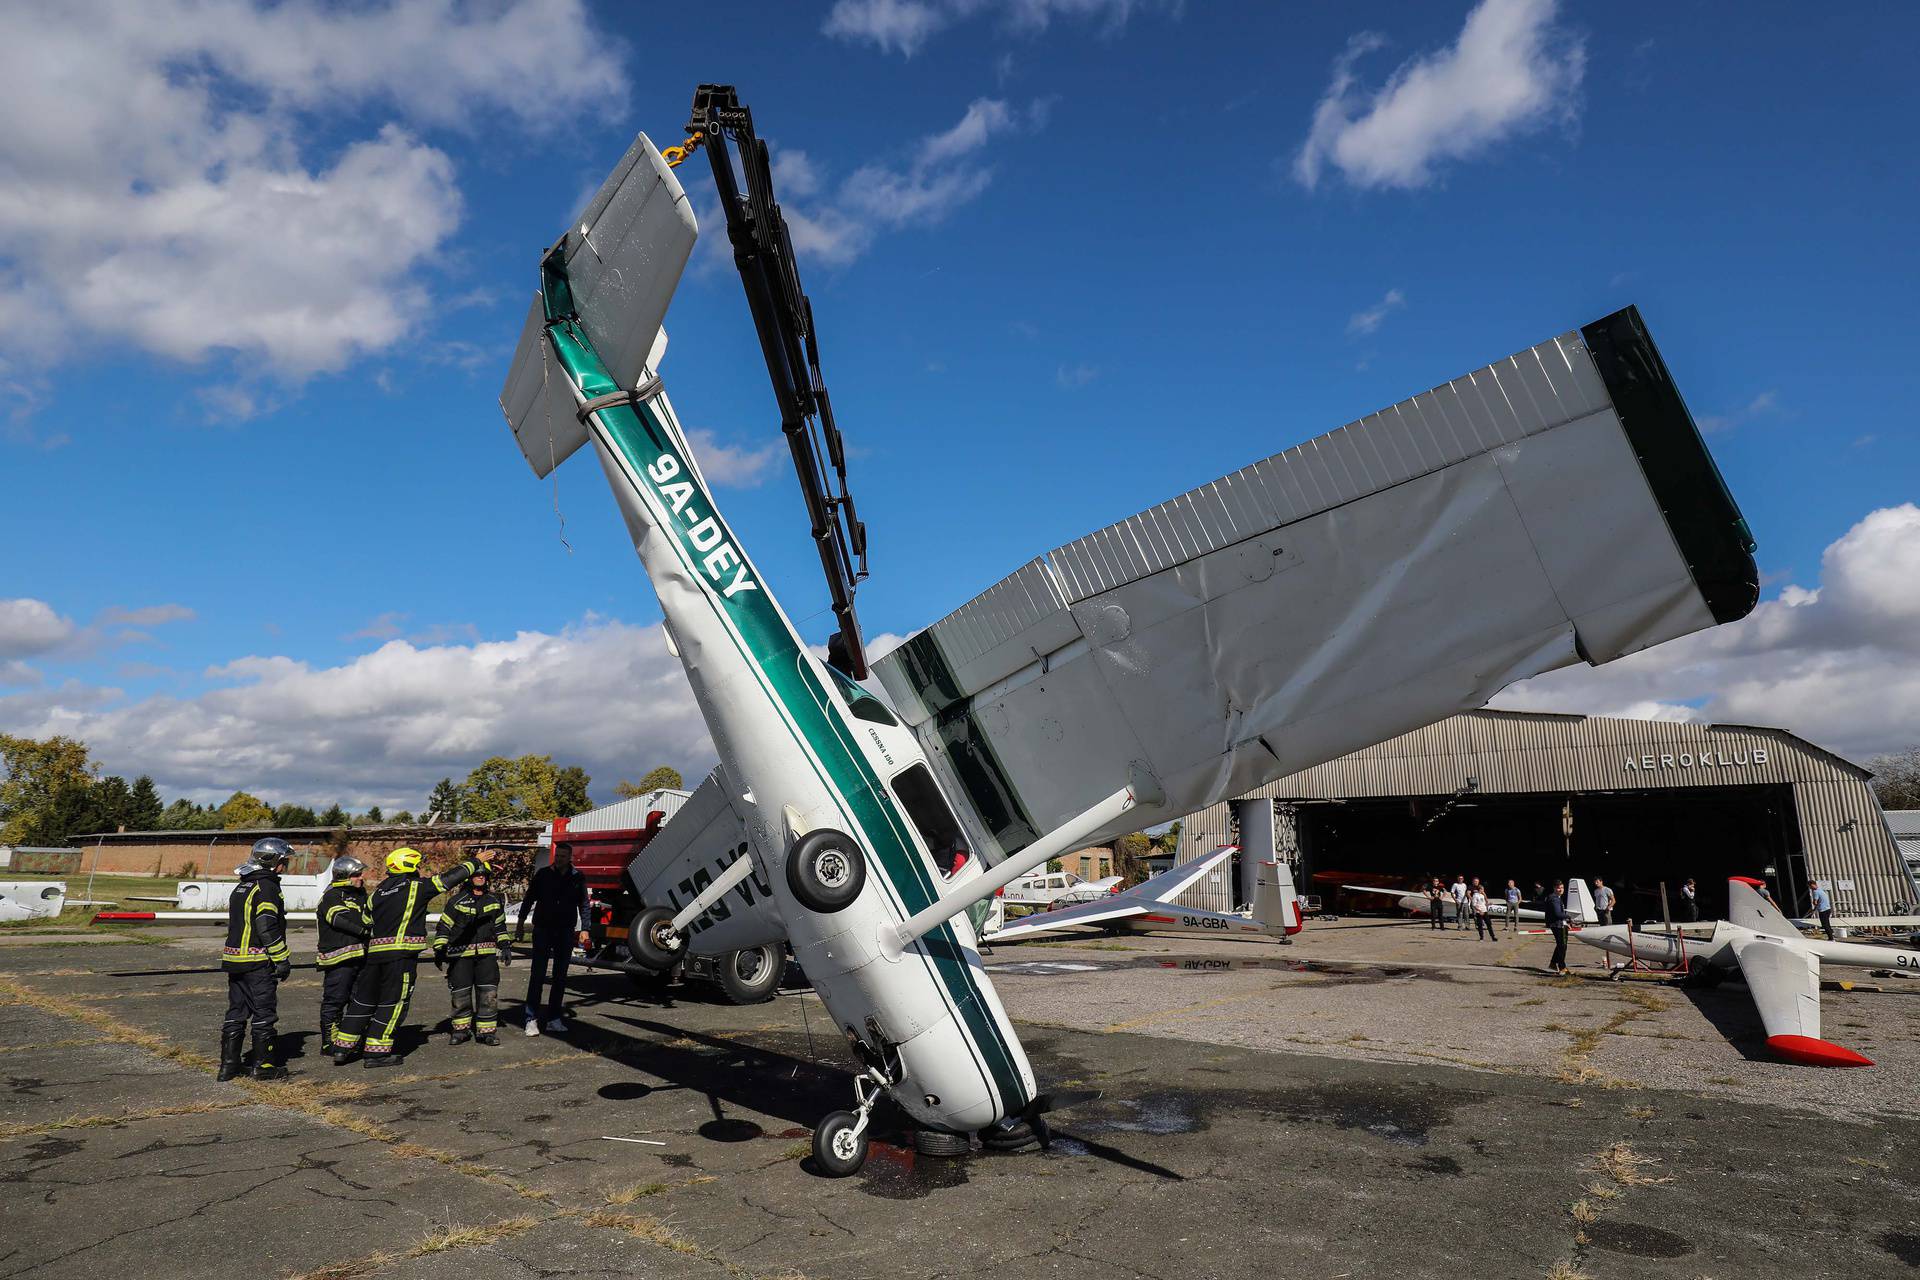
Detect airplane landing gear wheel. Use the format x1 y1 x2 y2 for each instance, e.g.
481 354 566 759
813 1110 868 1177
786 829 867 913
627 906 685 971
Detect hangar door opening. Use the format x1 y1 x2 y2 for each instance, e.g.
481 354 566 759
1299 783 1800 920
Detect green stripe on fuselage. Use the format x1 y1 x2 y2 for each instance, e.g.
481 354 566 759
543 316 1029 1115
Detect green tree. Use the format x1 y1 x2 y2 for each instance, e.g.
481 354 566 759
460 754 593 822
80 774 134 835
425 778 462 823
127 776 164 829
1112 832 1154 887
390 809 414 825
319 803 348 826
219 791 274 830
1154 819 1183 854
0 734 97 845
364 804 384 824
616 765 683 797
273 802 319 827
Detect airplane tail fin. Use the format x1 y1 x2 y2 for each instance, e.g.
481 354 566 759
1567 877 1598 926
1728 876 1798 938
501 132 698 479
1255 859 1303 935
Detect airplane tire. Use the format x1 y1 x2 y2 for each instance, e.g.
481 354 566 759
716 945 786 1005
786 830 867 913
812 1111 868 1177
627 906 685 972
913 1128 971 1157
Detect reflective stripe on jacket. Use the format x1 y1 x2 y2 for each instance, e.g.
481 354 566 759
433 887 509 958
221 874 289 968
366 860 479 957
316 880 371 968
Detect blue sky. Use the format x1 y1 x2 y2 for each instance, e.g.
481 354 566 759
2 0 1916 810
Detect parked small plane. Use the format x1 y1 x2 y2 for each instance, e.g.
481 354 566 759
1342 879 1599 926
1001 869 1124 908
1573 877 1920 1066
499 85 1756 1173
984 846 1301 944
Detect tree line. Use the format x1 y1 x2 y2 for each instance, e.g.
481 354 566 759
1 732 687 847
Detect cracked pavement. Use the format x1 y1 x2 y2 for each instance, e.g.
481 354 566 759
3 923 1918 1279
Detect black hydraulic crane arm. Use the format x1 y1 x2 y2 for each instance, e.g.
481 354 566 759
687 84 870 679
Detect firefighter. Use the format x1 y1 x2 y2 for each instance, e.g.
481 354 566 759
219 837 293 1081
332 846 489 1068
432 865 510 1045
315 855 370 1058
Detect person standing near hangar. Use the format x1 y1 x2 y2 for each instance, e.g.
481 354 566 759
315 855 370 1056
517 843 591 1035
333 847 491 1067
218 837 294 1081
433 864 511 1045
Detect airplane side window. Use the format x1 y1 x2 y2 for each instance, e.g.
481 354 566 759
824 663 899 727
889 764 967 875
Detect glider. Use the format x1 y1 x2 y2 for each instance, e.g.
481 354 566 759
500 85 1756 1173
983 845 1301 944
1573 877 1919 1066
1342 879 1598 925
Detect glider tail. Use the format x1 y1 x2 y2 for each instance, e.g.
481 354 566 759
1728 876 1799 938
1567 877 1598 926
1255 859 1303 935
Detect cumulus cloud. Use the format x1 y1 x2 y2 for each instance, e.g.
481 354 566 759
1295 0 1584 191
96 604 196 629
0 618 713 812
1347 288 1406 336
0 0 623 411
763 98 1049 268
1698 389 1782 435
685 430 785 489
1493 504 1920 762
0 599 78 659
824 0 1174 57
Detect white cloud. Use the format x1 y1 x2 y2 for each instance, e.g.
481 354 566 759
1295 0 1584 191
1056 362 1099 388
0 617 713 812
766 98 1048 268
96 604 196 629
1347 287 1406 336
824 0 1173 56
1493 504 1920 762
685 430 784 489
0 0 623 400
0 599 78 659
1698 389 1782 434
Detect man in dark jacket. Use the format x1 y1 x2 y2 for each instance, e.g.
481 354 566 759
220 837 294 1080
1544 879 1571 975
433 867 511 1045
333 847 488 1067
315 855 370 1057
517 845 591 1035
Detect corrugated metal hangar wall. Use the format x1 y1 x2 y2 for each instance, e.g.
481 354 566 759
1175 710 1913 918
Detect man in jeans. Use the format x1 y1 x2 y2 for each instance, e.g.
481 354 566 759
1544 879 1571 974
1592 878 1615 926
517 845 592 1036
1504 879 1523 935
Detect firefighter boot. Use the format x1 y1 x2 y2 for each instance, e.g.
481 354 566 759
216 1027 246 1082
252 1030 287 1081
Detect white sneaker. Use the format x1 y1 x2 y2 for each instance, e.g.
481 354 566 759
524 1018 541 1037
542 1016 569 1033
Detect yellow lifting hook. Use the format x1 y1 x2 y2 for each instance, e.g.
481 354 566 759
662 132 705 168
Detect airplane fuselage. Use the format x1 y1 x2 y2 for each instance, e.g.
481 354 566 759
547 312 1034 1134
1576 922 1920 974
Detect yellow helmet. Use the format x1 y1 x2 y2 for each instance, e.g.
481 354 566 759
385 847 422 875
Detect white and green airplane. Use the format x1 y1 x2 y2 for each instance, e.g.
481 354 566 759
501 93 1759 1176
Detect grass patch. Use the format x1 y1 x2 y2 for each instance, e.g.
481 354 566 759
0 1099 249 1140
1597 1141 1674 1188
1583 1182 1618 1202
582 1210 704 1256
605 1181 670 1205
410 1217 540 1255
779 1141 811 1161
1545 1263 1590 1280
1624 1105 1656 1120
1569 1199 1597 1225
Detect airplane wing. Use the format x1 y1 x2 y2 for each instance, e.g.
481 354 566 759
1728 934 1871 1066
1341 885 1427 912
871 308 1756 863
986 846 1237 942
625 765 787 954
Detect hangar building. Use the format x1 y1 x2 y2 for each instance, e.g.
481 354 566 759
1175 710 1915 922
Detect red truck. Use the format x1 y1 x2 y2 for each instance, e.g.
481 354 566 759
553 813 788 1004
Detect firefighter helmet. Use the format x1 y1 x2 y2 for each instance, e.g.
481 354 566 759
330 854 367 878
249 836 294 869
385 847 423 875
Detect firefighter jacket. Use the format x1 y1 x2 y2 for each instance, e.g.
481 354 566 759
316 879 371 968
366 859 481 958
433 886 509 959
221 871 289 970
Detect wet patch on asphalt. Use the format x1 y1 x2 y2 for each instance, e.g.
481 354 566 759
1583 1220 1694 1259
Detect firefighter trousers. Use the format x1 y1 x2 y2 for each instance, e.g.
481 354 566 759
447 953 500 1034
335 955 417 1057
223 965 278 1036
320 962 361 1050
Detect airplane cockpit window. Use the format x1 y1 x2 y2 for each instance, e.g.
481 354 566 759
889 764 968 875
823 662 899 727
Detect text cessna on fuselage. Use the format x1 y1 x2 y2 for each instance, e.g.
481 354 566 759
647 453 759 599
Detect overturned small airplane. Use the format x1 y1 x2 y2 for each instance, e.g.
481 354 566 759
1574 877 1918 1067
983 845 1301 944
499 85 1757 1173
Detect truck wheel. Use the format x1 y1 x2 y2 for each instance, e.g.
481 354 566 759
786 829 866 913
627 906 685 971
716 944 785 1005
